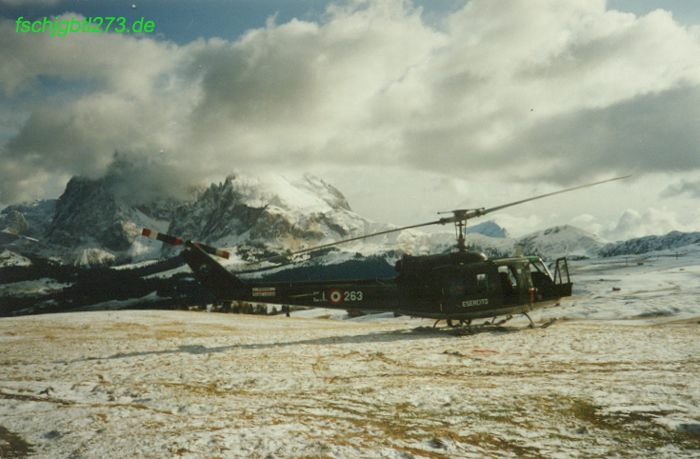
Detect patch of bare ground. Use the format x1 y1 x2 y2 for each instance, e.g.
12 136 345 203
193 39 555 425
0 425 33 458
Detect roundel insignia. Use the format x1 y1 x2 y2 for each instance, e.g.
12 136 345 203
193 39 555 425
328 289 343 304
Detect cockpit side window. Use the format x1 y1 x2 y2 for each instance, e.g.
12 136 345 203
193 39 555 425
497 266 517 287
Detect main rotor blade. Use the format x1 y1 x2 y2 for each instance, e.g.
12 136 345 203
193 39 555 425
440 175 632 223
266 175 631 262
252 219 444 264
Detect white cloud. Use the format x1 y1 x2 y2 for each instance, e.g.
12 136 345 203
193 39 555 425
604 207 697 241
570 213 603 238
661 179 700 199
3 1 700 204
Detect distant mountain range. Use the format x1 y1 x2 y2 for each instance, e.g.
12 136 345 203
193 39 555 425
599 231 700 257
1 165 699 268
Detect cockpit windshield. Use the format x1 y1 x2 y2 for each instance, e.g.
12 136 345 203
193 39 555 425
529 258 553 281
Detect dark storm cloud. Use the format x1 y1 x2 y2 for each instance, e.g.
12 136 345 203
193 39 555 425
487 85 700 182
101 152 195 205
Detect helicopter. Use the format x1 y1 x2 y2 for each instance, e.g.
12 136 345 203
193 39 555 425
142 176 630 328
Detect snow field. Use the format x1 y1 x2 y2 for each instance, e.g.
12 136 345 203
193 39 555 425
1 310 699 458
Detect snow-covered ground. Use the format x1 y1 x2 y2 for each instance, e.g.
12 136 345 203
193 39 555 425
0 249 31 268
555 244 700 320
0 278 70 297
1 308 699 458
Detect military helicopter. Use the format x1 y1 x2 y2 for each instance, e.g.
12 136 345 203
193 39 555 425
142 176 629 328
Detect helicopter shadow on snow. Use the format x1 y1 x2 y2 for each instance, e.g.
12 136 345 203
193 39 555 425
71 324 522 363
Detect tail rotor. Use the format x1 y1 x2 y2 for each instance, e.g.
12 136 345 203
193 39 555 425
141 228 231 259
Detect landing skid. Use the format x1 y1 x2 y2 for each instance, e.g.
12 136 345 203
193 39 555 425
433 318 474 329
523 312 557 329
434 316 508 330
432 314 557 333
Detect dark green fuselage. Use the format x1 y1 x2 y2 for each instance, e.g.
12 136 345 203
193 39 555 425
182 243 572 320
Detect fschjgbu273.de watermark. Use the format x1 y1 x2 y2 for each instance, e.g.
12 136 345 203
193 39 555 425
16 16 156 37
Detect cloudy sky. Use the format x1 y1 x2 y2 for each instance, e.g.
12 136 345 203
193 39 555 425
1 0 700 240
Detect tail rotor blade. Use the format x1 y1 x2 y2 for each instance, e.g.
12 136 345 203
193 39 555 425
192 242 231 260
141 228 184 246
478 175 633 217
141 228 230 259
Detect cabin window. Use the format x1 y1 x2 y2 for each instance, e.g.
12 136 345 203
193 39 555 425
476 273 488 291
498 266 517 286
497 265 518 293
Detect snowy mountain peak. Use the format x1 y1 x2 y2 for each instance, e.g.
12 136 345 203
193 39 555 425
466 220 508 238
166 172 372 260
297 173 352 211
208 173 351 214
518 225 605 259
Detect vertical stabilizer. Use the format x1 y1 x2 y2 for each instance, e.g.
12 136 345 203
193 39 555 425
181 242 244 300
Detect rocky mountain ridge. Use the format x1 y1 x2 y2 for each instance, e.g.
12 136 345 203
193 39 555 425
165 173 377 262
517 225 606 260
